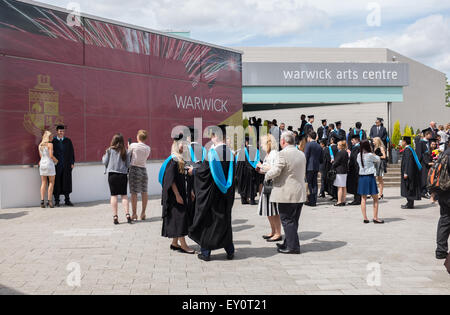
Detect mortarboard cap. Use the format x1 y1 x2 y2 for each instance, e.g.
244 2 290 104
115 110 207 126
335 121 342 126
321 119 327 123
351 134 360 140
376 118 384 122
56 124 66 130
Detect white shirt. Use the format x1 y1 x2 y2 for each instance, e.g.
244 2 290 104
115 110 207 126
128 142 150 168
357 152 380 176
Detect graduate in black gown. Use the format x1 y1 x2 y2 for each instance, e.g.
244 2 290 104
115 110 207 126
416 129 433 198
304 115 315 138
188 125 235 261
317 119 329 144
324 137 338 201
186 126 206 225
348 122 367 150
347 134 361 205
400 136 422 209
52 125 75 207
159 134 195 254
235 136 262 205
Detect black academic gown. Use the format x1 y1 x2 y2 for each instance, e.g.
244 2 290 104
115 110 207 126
324 144 338 195
400 147 422 201
189 144 235 250
186 142 205 225
161 158 189 238
52 137 75 197
347 145 360 195
304 123 314 137
317 126 329 142
235 146 261 200
417 139 430 190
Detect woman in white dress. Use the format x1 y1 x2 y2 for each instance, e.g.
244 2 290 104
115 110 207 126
38 130 58 208
256 134 282 242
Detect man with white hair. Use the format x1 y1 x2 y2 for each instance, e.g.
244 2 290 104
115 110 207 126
259 131 307 254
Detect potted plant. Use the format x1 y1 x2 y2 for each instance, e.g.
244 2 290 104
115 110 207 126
390 120 402 164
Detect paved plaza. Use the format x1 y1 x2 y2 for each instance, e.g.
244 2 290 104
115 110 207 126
0 187 449 295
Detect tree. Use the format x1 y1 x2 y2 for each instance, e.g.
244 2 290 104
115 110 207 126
392 120 401 149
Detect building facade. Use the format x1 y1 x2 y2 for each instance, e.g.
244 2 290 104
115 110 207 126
239 47 447 138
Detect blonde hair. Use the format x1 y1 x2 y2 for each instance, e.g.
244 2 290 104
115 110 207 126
137 130 148 141
260 134 278 153
39 130 52 149
337 140 347 151
373 137 385 150
171 140 186 174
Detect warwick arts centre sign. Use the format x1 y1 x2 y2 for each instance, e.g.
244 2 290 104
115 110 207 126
243 62 409 87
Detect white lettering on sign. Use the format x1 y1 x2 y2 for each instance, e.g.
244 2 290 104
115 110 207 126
175 95 228 112
282 69 400 81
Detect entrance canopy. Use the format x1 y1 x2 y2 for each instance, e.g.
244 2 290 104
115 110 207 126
243 62 409 106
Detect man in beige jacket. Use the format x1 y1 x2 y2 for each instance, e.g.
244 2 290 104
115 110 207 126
263 131 306 254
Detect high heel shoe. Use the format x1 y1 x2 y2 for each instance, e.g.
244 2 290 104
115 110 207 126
126 214 133 224
113 215 119 225
140 213 146 221
47 201 54 208
40 200 45 208
378 194 384 200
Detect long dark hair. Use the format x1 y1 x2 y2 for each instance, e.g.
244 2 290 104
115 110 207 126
110 133 127 161
359 140 372 169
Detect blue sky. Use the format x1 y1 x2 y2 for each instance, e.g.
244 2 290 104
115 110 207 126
40 0 450 77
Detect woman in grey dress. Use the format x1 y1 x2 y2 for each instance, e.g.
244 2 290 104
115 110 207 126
256 134 282 242
38 130 58 208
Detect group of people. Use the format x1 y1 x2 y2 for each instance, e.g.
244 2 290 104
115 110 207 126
37 117 450 262
38 125 75 208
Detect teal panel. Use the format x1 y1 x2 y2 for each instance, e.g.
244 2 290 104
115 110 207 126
242 86 403 103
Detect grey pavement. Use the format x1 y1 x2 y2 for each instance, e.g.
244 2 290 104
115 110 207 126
0 187 449 295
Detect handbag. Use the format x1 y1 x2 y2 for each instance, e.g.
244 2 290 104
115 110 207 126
327 169 337 183
263 180 273 195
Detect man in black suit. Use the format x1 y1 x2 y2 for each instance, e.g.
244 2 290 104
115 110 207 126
304 132 323 207
369 118 388 147
317 119 329 143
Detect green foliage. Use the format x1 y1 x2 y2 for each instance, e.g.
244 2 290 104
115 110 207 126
243 118 249 130
410 126 414 136
391 120 402 150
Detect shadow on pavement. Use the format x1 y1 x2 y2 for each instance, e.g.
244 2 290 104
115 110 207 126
383 217 406 223
231 247 279 260
0 211 28 220
232 219 248 225
299 231 322 241
301 240 347 253
0 284 25 295
233 225 255 233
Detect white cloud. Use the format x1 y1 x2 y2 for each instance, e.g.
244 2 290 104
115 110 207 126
340 14 450 76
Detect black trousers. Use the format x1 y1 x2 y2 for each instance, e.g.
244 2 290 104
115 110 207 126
437 193 450 257
278 203 303 251
306 171 319 205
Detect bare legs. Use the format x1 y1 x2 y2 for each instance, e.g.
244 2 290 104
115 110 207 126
337 187 347 204
40 176 55 206
377 176 384 198
131 192 149 220
361 195 380 221
111 195 129 218
267 215 282 240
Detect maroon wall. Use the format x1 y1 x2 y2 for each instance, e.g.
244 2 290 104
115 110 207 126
0 0 242 165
